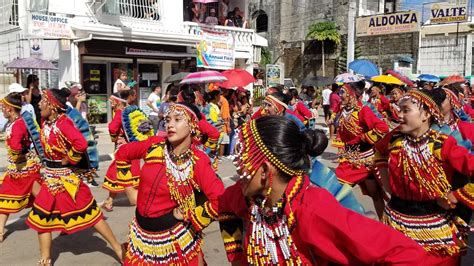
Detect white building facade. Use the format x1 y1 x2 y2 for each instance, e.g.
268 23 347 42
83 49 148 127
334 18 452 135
0 0 267 122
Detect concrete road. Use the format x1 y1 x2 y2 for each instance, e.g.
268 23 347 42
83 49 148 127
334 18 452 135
0 121 472 265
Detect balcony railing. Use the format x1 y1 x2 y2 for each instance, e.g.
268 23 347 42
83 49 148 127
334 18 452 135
102 0 161 21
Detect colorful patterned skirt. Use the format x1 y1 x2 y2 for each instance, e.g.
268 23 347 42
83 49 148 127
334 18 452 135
26 164 103 234
103 159 140 193
0 158 41 214
125 210 202 265
382 196 469 257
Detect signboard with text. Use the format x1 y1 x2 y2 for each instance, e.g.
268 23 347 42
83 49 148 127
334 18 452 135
196 28 235 70
356 11 420 36
265 64 284 87
29 13 72 39
430 1 468 24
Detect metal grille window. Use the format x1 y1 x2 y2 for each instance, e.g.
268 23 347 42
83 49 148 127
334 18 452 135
0 0 19 29
103 0 162 21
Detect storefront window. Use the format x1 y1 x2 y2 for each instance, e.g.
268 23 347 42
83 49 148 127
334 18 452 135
138 63 161 114
83 63 108 124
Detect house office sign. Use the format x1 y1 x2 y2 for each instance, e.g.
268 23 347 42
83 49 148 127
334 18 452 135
430 1 468 24
196 28 235 70
29 13 72 39
356 11 420 36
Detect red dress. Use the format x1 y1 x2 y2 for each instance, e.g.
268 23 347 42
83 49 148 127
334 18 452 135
26 114 103 234
335 104 389 185
375 128 474 262
370 95 390 117
115 136 225 265
219 175 429 265
103 109 140 193
0 118 41 214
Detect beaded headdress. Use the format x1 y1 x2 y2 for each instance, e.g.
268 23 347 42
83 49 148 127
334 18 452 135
340 84 356 98
165 103 199 134
443 88 462 109
233 119 304 179
0 97 21 110
43 90 66 111
262 95 287 115
400 90 443 123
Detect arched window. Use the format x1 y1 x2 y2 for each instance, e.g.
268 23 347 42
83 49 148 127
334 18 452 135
252 10 268 33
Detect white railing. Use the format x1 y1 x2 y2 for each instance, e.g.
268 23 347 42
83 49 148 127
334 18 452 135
0 0 19 30
102 0 161 21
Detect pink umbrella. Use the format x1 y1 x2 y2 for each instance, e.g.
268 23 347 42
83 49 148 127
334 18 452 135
193 0 218 3
217 69 256 88
180 70 227 84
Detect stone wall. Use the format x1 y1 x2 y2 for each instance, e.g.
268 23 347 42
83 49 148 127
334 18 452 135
355 32 419 73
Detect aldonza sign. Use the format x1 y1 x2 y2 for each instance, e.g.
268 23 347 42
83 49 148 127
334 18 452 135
356 11 420 37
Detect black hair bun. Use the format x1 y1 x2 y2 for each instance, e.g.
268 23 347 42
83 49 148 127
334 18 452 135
59 87 71 98
302 129 328 157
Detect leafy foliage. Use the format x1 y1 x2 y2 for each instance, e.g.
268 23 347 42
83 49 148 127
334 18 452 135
306 21 341 44
260 47 271 66
336 38 362 74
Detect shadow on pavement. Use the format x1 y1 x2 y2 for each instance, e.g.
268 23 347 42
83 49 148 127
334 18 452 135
4 212 30 240
51 228 120 264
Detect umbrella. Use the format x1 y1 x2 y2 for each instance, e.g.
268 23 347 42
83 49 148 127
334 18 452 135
418 74 440 83
438 75 466 86
334 73 363 83
193 0 218 3
371 75 405 85
6 57 57 70
348 59 379 78
301 76 333 87
180 70 227 84
386 70 415 87
164 72 190 83
217 69 255 88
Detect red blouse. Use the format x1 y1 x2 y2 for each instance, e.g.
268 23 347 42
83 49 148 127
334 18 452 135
108 109 125 142
40 114 87 164
294 101 312 120
337 105 389 145
219 175 428 265
375 129 474 203
5 118 31 162
115 136 225 232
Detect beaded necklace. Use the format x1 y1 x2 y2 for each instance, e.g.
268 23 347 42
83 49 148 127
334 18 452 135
41 114 69 157
247 196 301 265
446 116 459 132
399 129 451 199
164 144 199 212
339 106 363 137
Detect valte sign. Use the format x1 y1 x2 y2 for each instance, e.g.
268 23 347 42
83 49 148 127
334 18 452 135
430 1 468 24
356 11 420 36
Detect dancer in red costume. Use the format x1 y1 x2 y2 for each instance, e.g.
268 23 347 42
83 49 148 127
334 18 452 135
115 102 224 265
334 81 389 218
102 91 141 211
27 89 122 265
0 93 41 242
375 89 474 265
218 115 428 265
369 85 390 117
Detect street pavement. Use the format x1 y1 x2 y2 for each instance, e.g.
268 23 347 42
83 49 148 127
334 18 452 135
0 117 472 265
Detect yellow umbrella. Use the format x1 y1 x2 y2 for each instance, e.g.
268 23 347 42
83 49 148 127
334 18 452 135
370 75 405 85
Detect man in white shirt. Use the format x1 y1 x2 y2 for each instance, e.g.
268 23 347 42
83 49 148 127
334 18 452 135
321 85 332 122
146 84 162 133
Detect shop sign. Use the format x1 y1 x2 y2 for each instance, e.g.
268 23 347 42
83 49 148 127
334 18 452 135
90 70 101 81
29 13 72 39
196 28 235 70
356 11 420 36
430 1 468 24
265 64 284 87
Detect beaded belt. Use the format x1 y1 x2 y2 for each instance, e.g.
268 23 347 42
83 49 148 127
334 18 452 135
135 209 179 232
41 166 80 198
388 196 443 216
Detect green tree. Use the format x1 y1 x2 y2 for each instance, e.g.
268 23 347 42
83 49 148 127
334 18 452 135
336 38 362 74
260 47 271 66
306 21 341 76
